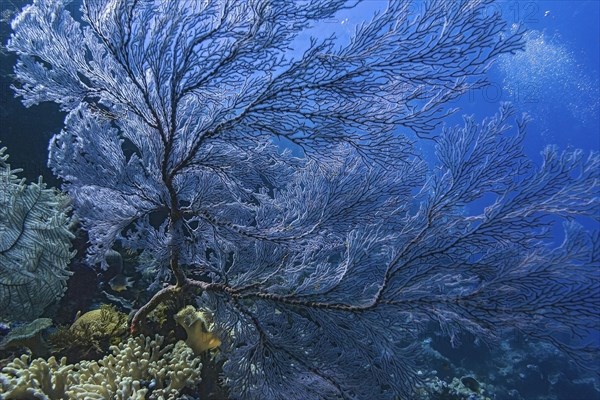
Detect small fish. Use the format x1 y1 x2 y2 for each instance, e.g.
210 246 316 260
108 274 135 292
105 249 124 272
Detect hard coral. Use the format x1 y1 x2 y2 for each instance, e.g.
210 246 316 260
0 335 202 399
70 304 127 337
0 354 72 400
49 305 127 361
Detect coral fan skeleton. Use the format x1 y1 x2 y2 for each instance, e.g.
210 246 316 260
4 0 599 399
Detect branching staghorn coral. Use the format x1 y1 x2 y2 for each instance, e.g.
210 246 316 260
0 144 75 321
0 334 202 400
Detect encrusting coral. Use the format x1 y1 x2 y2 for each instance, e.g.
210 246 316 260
174 305 221 356
0 334 202 399
49 304 128 361
69 304 128 337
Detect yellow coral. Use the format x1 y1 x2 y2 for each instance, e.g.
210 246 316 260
70 304 127 337
49 305 128 360
147 301 170 328
174 305 221 355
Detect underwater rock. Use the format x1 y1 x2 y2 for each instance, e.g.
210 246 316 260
102 290 135 311
461 376 481 393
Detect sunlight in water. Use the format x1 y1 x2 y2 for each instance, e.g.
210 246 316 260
497 30 599 129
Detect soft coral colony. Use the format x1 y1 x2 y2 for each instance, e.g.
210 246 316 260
1 0 599 399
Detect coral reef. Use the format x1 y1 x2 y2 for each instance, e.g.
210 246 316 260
419 376 492 400
146 300 183 335
0 334 202 399
70 305 128 337
6 0 599 398
147 302 170 329
0 144 75 321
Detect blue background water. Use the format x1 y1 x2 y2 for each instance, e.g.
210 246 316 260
304 0 600 155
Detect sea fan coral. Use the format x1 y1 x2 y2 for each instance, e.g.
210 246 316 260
0 144 75 321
